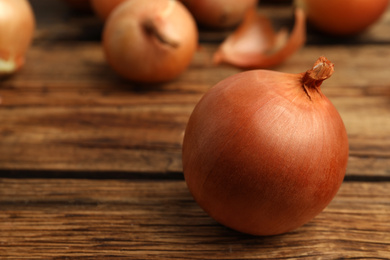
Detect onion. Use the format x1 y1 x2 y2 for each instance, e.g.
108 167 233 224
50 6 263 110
0 0 35 76
91 0 126 20
296 0 389 35
103 0 198 83
180 0 258 29
182 57 349 236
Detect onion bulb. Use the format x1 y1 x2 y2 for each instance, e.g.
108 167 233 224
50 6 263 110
182 57 349 236
296 0 389 35
91 0 126 20
103 0 198 83
180 0 258 29
0 0 35 76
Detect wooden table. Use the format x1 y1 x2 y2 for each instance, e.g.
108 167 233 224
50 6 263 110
1 1 390 258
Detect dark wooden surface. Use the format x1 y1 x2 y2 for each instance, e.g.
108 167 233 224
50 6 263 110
0 0 389 258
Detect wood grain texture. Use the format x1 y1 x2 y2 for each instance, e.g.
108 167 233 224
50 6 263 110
0 1 389 176
0 178 389 259
1 42 390 176
0 1 389 258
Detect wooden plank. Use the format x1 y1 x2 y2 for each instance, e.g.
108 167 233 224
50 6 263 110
0 178 389 259
1 43 390 176
5 43 390 96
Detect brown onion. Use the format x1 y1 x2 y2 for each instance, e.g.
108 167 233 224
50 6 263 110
296 0 389 35
0 0 35 76
180 0 258 29
182 57 349 236
91 0 126 20
103 0 198 83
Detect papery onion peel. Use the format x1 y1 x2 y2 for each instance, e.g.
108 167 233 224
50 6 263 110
213 7 306 69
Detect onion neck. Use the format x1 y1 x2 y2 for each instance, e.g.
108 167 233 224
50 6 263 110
142 18 179 48
301 56 334 100
142 1 179 48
